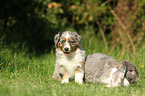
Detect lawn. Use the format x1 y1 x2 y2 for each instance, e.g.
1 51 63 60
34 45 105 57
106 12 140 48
0 35 145 96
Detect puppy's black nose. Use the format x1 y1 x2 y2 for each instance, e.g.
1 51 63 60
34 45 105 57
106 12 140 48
64 47 69 51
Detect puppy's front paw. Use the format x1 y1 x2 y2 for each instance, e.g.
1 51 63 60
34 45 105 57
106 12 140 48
75 79 83 85
61 79 69 83
75 73 83 85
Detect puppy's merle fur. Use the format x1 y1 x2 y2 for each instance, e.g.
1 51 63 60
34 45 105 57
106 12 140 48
52 31 86 84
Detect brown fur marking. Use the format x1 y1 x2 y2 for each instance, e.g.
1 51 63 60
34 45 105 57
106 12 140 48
79 62 84 65
75 70 81 74
62 72 68 80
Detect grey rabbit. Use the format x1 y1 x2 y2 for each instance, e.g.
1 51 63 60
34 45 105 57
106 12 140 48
85 53 139 87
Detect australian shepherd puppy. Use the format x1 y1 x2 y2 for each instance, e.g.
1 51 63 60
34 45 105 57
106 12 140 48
52 31 86 84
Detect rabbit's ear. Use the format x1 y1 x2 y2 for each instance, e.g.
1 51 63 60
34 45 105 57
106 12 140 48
54 32 62 48
111 65 127 87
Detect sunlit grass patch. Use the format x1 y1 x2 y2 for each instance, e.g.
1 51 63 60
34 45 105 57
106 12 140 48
0 35 145 96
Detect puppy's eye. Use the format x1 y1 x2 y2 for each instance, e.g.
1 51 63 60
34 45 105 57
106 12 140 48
70 41 76 45
58 41 65 46
58 42 62 45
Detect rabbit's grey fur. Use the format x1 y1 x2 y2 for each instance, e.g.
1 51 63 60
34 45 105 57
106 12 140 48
85 53 139 87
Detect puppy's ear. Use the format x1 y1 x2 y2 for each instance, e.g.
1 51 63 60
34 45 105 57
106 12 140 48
72 32 82 44
54 32 61 48
77 34 82 44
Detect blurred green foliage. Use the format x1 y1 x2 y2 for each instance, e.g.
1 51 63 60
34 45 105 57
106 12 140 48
0 0 145 53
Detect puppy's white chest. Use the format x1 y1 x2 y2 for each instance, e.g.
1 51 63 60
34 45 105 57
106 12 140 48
57 52 83 78
60 55 80 67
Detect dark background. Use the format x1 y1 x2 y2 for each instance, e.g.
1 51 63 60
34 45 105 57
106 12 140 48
0 0 145 54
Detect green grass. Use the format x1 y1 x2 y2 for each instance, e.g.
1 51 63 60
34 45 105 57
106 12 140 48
0 34 145 96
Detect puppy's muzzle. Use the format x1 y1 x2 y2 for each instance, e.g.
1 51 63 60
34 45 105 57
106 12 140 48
63 46 71 56
64 47 69 52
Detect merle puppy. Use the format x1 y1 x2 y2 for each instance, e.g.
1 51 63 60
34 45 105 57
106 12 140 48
52 31 86 84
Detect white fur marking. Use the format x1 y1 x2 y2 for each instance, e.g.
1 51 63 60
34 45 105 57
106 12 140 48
102 67 117 84
123 78 130 86
66 31 70 39
61 79 69 83
75 73 84 85
111 68 118 75
111 72 124 87
64 42 71 51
